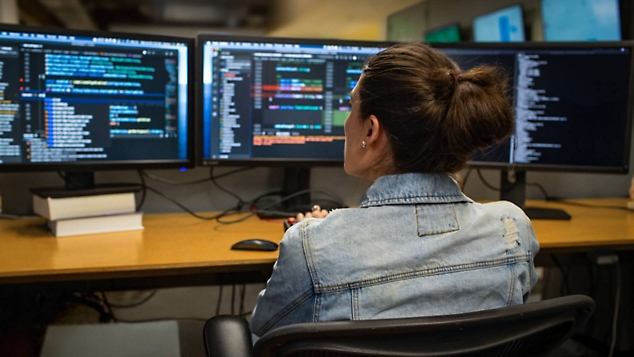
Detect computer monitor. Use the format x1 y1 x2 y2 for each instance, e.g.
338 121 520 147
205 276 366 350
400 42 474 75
473 4 526 42
541 0 622 41
197 35 387 214
432 42 634 219
0 24 194 195
425 24 462 43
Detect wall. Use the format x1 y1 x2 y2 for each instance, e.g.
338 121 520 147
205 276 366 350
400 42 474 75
0 0 17 24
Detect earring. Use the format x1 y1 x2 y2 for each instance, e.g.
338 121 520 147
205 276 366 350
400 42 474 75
362 140 367 148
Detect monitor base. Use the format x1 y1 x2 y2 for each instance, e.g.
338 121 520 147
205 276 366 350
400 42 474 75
523 207 571 220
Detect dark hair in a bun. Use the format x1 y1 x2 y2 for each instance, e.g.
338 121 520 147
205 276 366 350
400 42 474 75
359 42 514 173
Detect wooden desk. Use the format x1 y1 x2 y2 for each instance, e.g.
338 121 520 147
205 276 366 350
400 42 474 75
0 213 284 285
527 198 634 253
1 198 633 286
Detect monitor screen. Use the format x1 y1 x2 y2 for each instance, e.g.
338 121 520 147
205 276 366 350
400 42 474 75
197 35 387 166
473 5 526 42
0 25 194 174
541 0 622 41
431 42 633 174
425 24 462 43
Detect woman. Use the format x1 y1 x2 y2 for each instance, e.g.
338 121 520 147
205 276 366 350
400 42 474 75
250 42 539 337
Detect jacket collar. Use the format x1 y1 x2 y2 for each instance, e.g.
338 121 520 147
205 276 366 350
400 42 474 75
359 173 472 208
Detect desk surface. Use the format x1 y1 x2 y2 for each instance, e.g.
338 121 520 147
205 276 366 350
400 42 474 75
1 198 633 284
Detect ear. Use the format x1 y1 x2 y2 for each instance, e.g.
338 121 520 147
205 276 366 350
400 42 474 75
364 115 382 145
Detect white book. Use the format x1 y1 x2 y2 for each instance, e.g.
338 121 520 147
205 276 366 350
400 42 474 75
33 192 136 220
47 212 144 237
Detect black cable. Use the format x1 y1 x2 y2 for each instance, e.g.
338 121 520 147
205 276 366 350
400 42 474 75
210 167 245 208
460 168 473 191
143 186 238 221
215 275 224 316
102 290 157 309
231 284 236 315
216 188 339 224
140 166 254 186
551 255 571 296
239 284 246 316
526 181 549 200
476 169 518 192
136 170 147 211
100 291 118 322
110 317 208 323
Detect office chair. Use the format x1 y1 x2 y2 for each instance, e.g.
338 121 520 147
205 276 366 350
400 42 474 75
203 294 595 357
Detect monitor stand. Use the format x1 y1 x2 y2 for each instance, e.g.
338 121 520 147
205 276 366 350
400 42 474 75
499 170 571 220
256 167 313 219
31 171 142 198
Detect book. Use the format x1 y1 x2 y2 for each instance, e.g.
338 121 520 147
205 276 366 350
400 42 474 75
32 192 136 220
47 212 144 237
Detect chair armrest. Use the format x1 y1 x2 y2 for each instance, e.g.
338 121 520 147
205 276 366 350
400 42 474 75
203 315 253 357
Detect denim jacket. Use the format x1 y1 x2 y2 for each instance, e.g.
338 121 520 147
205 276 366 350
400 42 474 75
250 173 539 337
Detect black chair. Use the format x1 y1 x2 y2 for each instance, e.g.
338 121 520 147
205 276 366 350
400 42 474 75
203 295 595 357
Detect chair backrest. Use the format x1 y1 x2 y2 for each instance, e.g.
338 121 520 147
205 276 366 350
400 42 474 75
252 295 595 357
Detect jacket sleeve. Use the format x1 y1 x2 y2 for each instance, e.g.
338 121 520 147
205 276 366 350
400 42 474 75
249 222 315 337
521 214 540 301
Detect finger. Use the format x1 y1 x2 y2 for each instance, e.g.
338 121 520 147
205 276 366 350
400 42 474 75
296 212 305 222
319 209 329 218
311 204 321 212
304 212 313 219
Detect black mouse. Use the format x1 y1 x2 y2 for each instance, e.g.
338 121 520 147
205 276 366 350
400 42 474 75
231 239 279 251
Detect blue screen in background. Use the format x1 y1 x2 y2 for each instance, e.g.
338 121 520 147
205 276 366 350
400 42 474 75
542 0 621 41
473 5 526 42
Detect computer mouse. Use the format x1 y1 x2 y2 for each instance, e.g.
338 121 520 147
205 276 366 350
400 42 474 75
231 239 279 251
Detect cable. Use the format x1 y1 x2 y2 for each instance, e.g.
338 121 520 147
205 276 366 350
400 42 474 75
100 291 118 322
109 317 208 323
460 168 473 191
210 167 245 208
215 275 224 316
216 188 342 224
136 170 147 211
608 263 621 357
102 290 157 309
550 255 570 296
143 186 239 221
476 169 518 192
239 284 246 317
140 167 254 186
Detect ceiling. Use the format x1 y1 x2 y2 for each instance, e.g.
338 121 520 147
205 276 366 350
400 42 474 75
17 0 271 33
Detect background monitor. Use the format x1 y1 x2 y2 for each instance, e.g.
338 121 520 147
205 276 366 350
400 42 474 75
432 42 634 219
425 23 462 43
0 24 194 193
541 0 622 41
197 35 387 214
473 4 526 42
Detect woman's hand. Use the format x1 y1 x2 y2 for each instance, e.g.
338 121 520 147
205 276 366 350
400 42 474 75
296 204 329 222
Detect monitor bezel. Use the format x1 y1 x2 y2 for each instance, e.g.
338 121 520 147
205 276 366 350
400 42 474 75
0 23 196 173
472 4 526 42
431 40 634 174
195 33 391 167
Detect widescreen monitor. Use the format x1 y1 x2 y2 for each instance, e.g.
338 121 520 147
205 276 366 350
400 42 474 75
197 35 387 167
0 24 194 191
197 35 387 215
425 24 462 43
432 42 634 218
541 0 622 41
473 4 526 42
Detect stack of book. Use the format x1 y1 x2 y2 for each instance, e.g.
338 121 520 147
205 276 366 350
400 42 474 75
32 191 143 237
